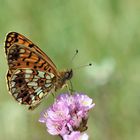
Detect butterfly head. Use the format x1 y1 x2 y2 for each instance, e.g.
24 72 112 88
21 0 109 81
55 69 73 90
63 69 73 81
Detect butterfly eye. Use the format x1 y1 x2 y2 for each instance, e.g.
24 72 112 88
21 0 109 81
65 69 73 80
65 72 69 78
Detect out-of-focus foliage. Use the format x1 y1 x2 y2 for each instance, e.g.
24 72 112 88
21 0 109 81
0 0 140 140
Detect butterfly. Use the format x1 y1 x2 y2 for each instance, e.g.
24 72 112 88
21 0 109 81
5 32 73 110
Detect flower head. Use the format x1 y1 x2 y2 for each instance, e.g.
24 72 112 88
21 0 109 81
62 131 89 140
39 92 95 138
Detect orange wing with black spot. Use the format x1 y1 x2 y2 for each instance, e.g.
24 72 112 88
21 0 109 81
5 32 57 71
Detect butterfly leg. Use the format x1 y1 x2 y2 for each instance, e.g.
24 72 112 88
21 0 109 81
65 82 74 94
69 80 75 93
52 92 57 100
51 92 58 103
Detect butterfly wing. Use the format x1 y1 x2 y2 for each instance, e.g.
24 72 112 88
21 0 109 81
6 43 57 73
5 32 57 71
5 32 59 109
8 68 55 109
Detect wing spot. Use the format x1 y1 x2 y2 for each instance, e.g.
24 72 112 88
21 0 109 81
29 44 34 48
31 95 35 101
11 81 16 87
9 49 14 53
35 87 42 93
38 71 45 78
28 52 32 58
17 98 22 103
15 70 21 74
26 62 29 66
45 83 51 88
25 69 33 74
33 86 38 90
34 66 37 69
13 93 18 98
39 92 44 99
9 47 20 60
15 38 18 42
11 88 16 93
27 82 38 87
38 78 46 86
49 73 54 78
7 37 12 42
10 34 15 37
19 49 26 53
18 79 23 84
46 75 51 80
46 79 51 83
6 43 10 47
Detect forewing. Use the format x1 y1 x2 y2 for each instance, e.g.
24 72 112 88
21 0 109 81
7 68 55 109
5 32 57 70
6 43 56 74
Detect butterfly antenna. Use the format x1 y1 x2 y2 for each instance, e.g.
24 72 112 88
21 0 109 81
70 49 79 63
73 63 92 70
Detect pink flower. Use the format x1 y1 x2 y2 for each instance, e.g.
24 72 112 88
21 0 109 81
62 131 89 140
39 92 95 138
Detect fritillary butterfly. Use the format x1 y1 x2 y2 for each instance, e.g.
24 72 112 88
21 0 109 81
5 32 73 110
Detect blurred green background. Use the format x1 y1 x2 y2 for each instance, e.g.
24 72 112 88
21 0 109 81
0 0 140 140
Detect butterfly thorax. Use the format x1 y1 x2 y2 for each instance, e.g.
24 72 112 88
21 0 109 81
54 69 73 90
